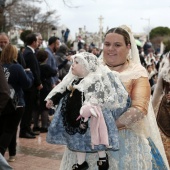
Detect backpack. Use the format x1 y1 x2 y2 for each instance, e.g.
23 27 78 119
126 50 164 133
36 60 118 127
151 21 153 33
3 64 19 110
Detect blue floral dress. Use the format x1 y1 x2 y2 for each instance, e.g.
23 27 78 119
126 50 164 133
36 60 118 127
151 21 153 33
46 76 131 152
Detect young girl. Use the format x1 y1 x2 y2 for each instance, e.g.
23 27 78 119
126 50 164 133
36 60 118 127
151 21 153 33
45 52 130 170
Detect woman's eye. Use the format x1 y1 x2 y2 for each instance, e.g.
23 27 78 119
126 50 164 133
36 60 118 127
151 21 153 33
104 43 110 46
115 44 121 47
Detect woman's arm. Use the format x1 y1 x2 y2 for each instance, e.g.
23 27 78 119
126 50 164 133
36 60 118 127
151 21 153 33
116 77 151 128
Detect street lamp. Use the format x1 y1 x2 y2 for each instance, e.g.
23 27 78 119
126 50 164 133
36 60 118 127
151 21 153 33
141 17 150 40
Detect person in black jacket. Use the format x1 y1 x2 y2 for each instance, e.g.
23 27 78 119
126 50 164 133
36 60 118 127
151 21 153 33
35 50 57 132
19 33 43 139
0 64 13 170
0 65 10 115
0 44 34 162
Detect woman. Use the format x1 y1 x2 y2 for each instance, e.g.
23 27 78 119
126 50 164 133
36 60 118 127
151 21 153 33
152 52 170 164
46 52 130 170
54 25 169 170
0 44 33 162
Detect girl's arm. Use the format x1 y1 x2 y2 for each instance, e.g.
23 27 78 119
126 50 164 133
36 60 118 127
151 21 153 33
46 91 67 109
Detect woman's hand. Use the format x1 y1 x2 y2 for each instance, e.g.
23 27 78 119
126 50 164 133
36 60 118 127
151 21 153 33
46 99 54 109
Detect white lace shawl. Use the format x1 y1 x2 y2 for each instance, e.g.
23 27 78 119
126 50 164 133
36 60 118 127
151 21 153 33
45 52 129 111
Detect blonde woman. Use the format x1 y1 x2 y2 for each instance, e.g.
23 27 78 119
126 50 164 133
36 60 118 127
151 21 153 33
0 44 33 162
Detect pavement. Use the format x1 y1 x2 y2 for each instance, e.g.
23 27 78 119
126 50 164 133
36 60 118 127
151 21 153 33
4 132 65 170
4 129 170 170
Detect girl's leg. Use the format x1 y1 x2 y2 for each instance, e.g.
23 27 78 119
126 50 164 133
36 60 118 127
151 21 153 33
97 151 109 170
72 152 89 170
77 152 86 165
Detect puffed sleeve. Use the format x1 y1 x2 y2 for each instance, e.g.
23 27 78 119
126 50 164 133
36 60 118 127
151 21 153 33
131 77 151 114
116 77 151 128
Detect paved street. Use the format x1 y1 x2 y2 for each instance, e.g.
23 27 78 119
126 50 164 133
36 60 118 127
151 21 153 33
4 129 170 170
4 132 65 170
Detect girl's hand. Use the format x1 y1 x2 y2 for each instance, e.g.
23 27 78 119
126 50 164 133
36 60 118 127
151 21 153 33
46 100 54 109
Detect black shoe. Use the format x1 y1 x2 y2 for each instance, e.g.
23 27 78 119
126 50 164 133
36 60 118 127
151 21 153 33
40 127 48 133
72 161 89 170
33 126 41 132
97 154 109 170
29 131 40 136
19 132 36 139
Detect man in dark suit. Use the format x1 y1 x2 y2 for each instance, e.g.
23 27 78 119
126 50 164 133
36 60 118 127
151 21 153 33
19 33 43 138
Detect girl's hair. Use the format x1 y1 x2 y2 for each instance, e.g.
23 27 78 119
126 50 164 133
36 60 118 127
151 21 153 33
0 44 18 64
105 27 131 46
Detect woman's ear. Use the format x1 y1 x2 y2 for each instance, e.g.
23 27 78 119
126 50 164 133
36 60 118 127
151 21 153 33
127 43 131 49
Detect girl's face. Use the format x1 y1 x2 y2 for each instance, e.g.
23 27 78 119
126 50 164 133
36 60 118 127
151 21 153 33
71 57 88 77
103 32 130 67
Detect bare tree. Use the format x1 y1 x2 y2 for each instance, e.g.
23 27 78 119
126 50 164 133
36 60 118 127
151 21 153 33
1 0 59 40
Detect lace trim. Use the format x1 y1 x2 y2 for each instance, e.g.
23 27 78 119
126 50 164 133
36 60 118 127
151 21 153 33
59 132 152 170
118 62 148 83
117 107 145 128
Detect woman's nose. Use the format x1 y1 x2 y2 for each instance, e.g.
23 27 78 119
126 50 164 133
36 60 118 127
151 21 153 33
108 45 115 50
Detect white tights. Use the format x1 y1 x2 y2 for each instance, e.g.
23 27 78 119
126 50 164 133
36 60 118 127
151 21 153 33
76 151 106 165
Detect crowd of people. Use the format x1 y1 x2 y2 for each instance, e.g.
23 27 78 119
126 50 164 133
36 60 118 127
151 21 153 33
0 24 170 170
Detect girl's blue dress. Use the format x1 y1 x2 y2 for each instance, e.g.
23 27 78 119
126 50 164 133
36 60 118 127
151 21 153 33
46 75 131 152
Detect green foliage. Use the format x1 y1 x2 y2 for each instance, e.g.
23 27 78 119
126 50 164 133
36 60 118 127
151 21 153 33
20 30 32 45
150 27 170 39
163 40 170 53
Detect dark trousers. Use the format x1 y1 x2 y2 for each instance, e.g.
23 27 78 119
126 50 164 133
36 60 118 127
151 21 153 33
8 107 24 156
20 86 38 134
0 107 24 156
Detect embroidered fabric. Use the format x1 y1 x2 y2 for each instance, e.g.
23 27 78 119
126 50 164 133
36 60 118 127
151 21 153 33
117 63 169 168
117 107 145 127
45 52 129 111
60 130 152 170
99 59 149 83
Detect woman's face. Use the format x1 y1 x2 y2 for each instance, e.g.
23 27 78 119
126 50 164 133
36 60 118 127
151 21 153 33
103 32 130 67
71 57 88 77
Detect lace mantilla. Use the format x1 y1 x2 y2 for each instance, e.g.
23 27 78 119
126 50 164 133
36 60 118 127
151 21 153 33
117 62 148 82
98 60 148 83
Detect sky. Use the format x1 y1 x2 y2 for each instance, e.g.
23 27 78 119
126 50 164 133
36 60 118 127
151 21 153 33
34 0 170 39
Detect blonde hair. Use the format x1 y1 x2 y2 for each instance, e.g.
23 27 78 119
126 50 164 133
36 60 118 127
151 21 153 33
0 44 18 64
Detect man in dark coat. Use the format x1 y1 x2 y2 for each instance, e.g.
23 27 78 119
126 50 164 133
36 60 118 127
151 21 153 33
19 33 43 139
